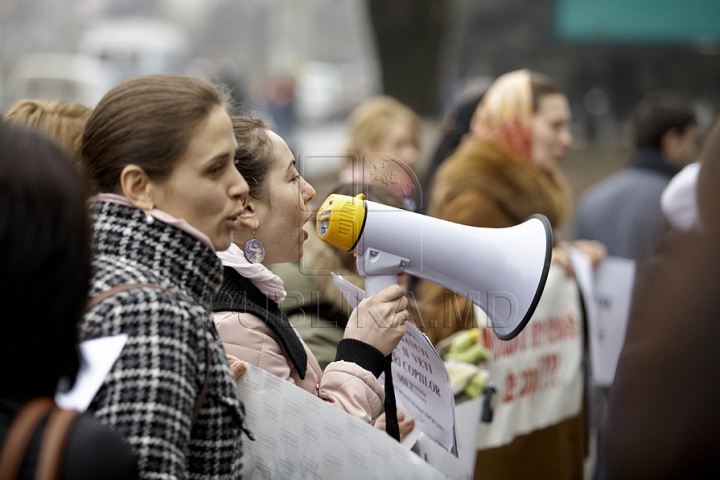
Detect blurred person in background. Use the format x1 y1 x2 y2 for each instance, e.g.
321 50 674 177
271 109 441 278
0 123 138 479
419 69 603 480
266 76 297 150
79 75 250 479
419 91 485 213
595 116 720 480
3 99 91 158
273 183 407 370
421 69 603 344
574 93 698 263
339 95 422 210
213 116 414 434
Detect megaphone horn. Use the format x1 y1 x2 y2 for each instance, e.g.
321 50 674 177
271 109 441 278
316 193 552 340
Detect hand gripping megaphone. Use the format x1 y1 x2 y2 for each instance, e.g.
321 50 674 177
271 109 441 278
315 193 552 340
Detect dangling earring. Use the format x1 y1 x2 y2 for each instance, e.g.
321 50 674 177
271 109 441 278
243 232 265 264
145 208 155 225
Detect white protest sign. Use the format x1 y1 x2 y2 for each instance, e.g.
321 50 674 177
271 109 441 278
385 324 457 455
236 364 446 480
333 274 458 454
570 252 636 387
474 266 584 449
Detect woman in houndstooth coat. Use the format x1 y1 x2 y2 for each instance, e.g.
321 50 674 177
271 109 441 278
79 75 251 479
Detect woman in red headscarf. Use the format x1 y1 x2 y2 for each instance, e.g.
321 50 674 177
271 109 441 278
421 69 600 342
419 69 601 480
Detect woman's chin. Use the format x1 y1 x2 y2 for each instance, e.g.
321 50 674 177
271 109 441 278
214 237 232 252
293 243 305 262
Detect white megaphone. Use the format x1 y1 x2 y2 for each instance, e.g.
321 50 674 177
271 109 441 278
315 193 552 340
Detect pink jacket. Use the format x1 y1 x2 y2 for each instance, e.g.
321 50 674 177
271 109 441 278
212 245 384 423
214 311 384 423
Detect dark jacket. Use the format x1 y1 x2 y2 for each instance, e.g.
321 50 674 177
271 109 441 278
595 232 720 479
79 201 247 480
0 399 138 480
574 149 680 263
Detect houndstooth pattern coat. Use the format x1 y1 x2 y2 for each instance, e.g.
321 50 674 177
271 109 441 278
79 201 247 480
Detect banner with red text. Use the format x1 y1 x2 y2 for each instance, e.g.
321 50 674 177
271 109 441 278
474 266 584 450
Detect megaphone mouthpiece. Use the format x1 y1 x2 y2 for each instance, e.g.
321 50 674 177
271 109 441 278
317 193 368 251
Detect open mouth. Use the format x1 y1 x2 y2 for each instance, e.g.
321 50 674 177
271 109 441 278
303 210 313 225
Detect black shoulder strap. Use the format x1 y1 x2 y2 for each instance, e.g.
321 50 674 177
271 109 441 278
87 283 210 431
214 268 308 379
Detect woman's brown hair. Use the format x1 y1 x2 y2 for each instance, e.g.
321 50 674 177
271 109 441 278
81 74 231 194
344 95 421 159
0 123 90 397
4 99 91 156
231 115 274 200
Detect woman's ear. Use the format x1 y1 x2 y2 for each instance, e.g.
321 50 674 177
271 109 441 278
239 198 261 231
120 164 154 211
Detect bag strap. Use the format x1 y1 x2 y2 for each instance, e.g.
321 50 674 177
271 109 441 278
0 398 55 480
86 282 180 311
191 337 211 430
0 398 81 480
34 408 80 480
87 283 211 431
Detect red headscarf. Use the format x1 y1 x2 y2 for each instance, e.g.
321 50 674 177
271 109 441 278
470 69 533 161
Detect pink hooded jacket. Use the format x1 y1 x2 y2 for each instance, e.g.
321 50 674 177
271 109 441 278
213 245 385 423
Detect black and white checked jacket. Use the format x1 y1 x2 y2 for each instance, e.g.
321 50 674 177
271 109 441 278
80 201 247 479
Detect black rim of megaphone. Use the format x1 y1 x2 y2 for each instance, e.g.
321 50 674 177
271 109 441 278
493 213 553 341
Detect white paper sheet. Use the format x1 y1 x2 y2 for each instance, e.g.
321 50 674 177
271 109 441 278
384 324 458 455
332 274 458 454
332 272 364 309
55 334 127 411
236 364 446 479
570 253 636 386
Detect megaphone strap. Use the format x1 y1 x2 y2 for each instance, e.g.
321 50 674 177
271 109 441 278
383 357 401 441
212 267 308 379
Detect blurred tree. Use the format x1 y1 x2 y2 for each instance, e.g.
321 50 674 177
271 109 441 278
368 0 449 116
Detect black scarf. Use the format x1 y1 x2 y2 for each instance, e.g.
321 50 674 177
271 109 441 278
212 267 308 379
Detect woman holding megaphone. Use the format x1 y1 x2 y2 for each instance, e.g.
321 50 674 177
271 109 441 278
212 116 414 429
79 75 251 479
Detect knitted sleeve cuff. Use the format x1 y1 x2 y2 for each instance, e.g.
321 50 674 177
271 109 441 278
335 339 386 378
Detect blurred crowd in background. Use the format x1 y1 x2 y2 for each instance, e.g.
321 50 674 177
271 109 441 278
2 2 720 479
2 0 719 215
